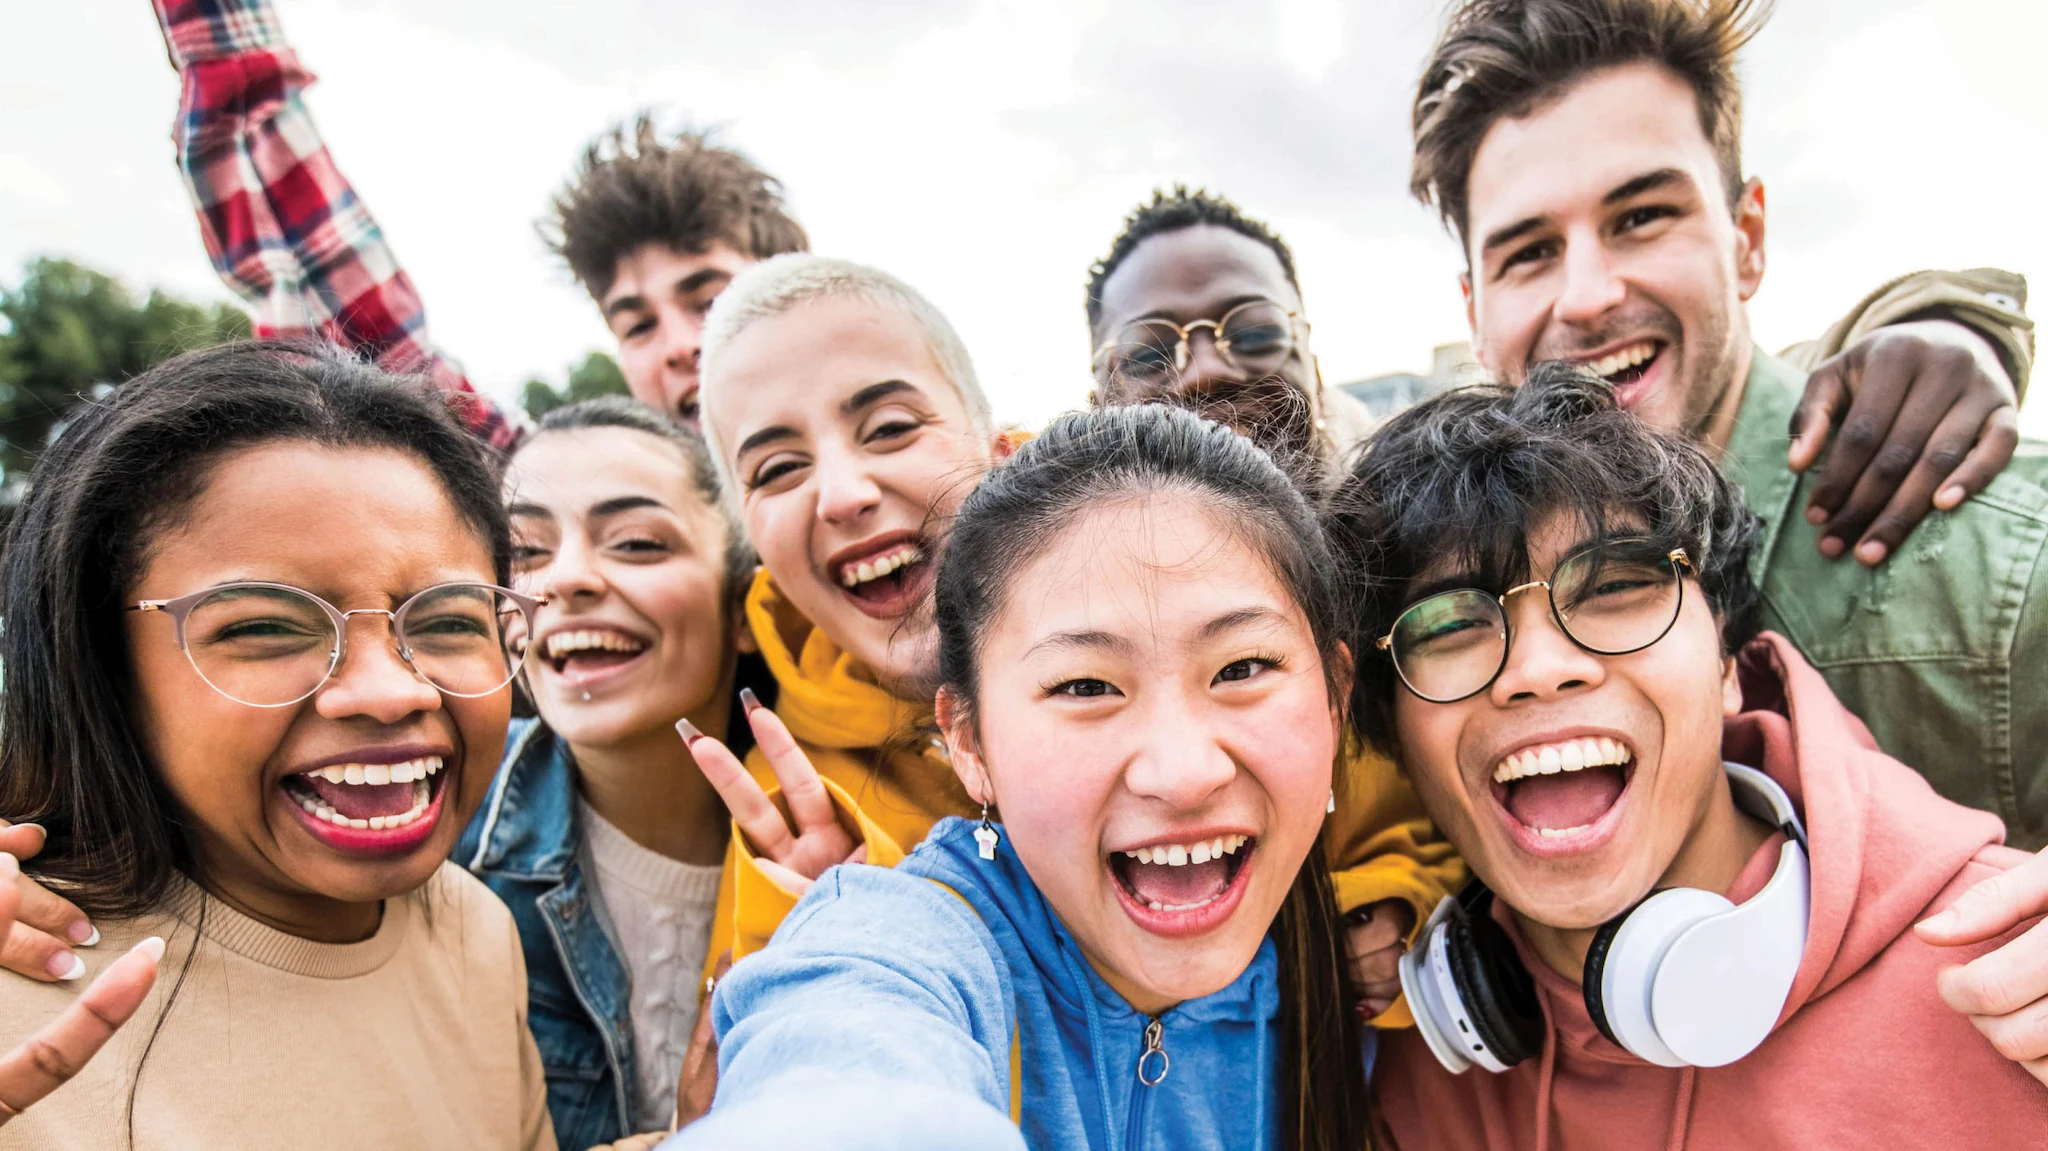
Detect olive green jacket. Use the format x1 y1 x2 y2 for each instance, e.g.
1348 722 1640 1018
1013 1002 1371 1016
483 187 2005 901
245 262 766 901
1724 343 2048 848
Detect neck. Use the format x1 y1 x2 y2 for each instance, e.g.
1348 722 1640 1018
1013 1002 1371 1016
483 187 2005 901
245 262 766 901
193 864 384 944
571 689 733 868
1518 771 1776 982
1697 337 1756 458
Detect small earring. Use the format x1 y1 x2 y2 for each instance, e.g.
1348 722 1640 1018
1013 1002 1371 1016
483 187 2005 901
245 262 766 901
1327 789 1336 815
973 799 999 861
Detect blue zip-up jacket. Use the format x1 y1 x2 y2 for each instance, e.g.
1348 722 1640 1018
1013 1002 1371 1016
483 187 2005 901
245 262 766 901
668 817 1283 1151
457 718 640 1151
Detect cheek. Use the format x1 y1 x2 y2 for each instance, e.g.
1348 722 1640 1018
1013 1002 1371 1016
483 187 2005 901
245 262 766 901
1473 284 1545 371
1392 696 1471 819
445 694 513 817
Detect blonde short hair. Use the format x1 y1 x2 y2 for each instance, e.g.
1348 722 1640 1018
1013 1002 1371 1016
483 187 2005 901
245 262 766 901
699 254 993 503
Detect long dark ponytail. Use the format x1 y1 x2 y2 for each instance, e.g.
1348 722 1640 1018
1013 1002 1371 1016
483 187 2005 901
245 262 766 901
933 403 1369 1151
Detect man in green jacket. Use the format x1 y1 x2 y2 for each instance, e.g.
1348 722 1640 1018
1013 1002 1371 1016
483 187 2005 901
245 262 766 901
1409 0 2048 848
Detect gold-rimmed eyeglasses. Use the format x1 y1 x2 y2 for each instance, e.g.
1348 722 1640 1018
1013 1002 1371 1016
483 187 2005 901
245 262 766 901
1092 299 1305 393
1376 543 1695 704
128 581 548 708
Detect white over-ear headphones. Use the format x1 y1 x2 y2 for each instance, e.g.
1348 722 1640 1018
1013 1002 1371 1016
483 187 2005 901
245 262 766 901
1401 762 1811 1073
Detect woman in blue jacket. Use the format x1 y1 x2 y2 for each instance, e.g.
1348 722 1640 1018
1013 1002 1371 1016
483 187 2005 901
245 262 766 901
673 404 1369 1151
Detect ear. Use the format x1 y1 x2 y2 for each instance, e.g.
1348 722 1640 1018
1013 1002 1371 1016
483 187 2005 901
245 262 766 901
1460 271 1489 368
1732 177 1766 302
935 685 994 805
989 427 1020 465
1720 650 1744 718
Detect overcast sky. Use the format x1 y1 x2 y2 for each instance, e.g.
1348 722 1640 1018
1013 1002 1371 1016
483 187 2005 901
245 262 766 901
5 0 2046 436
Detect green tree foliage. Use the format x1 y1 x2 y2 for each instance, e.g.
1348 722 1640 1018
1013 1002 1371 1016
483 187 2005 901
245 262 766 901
0 257 249 503
521 351 629 421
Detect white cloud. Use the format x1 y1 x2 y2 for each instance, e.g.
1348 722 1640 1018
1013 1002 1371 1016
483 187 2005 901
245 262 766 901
2 0 2041 437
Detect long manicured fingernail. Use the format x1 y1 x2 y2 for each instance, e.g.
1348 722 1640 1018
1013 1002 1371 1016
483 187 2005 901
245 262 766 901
1856 540 1889 565
1818 536 1845 559
135 936 166 963
49 951 84 981
1918 908 1958 933
68 921 98 946
1937 485 1966 510
1805 505 1828 526
676 718 704 745
739 687 763 716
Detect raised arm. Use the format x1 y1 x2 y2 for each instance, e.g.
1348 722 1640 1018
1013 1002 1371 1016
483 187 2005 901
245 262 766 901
667 865 1024 1151
152 0 516 448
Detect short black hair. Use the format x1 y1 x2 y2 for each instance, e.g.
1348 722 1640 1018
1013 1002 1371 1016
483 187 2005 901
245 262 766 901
1327 361 1763 757
1085 186 1302 330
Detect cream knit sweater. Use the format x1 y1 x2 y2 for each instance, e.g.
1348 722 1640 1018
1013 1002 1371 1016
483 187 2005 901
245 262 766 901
0 862 554 1150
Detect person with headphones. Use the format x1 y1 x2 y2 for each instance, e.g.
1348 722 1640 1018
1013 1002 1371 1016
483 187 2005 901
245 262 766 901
1327 363 2048 1151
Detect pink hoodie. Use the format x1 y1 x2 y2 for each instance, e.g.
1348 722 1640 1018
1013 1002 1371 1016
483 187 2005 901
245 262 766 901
1373 633 2048 1151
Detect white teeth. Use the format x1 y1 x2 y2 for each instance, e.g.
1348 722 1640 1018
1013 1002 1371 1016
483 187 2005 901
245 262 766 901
1535 825 1594 839
320 766 346 784
838 545 925 588
1121 834 1250 866
1585 341 1658 379
343 765 364 785
543 629 648 661
1492 738 1630 784
390 762 415 784
294 777 432 832
363 764 390 786
299 758 444 787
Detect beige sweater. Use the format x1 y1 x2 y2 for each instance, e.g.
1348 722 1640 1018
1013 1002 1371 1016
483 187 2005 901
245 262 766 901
0 863 554 1150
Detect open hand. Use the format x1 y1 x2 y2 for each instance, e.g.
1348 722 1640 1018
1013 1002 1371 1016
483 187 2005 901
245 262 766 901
1345 898 1416 1020
679 689 864 898
0 821 99 984
1789 320 2019 566
1916 847 2048 1085
0 852 163 1124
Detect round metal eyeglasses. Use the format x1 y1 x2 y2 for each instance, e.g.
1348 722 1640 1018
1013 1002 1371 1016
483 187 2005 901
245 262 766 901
128 581 548 708
1092 299 1303 393
1375 544 1694 704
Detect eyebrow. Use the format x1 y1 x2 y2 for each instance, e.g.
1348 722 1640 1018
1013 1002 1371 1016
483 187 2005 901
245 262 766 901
1129 293 1273 326
602 269 735 322
1024 629 1133 660
1199 605 1288 641
507 501 551 520
589 495 671 519
842 379 918 415
1478 168 1697 258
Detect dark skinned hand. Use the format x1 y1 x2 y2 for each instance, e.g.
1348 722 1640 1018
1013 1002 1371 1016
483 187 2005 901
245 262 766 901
1789 320 2019 566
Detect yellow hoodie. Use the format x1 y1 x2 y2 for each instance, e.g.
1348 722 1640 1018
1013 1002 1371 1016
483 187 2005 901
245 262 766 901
707 570 1464 1026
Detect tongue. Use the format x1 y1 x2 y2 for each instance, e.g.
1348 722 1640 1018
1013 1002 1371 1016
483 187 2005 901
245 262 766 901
1124 857 1231 907
298 776 418 819
1505 765 1625 831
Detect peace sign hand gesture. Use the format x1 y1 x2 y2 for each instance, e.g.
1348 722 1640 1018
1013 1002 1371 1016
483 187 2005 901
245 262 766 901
680 689 865 898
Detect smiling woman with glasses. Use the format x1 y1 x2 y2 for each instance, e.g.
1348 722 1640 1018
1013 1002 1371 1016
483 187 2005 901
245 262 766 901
0 342 555 1148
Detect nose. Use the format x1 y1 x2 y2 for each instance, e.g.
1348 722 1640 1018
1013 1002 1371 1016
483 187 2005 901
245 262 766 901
813 447 883 527
1489 590 1606 705
1173 326 1245 398
1121 692 1239 811
543 535 607 602
659 310 705 375
1552 232 1629 329
313 615 444 724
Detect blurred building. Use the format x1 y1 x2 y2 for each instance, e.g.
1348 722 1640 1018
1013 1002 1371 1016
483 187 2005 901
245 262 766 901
1339 341 1479 422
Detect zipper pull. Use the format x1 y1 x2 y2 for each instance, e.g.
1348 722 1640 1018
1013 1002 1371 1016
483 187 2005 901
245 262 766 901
1136 1017 1169 1086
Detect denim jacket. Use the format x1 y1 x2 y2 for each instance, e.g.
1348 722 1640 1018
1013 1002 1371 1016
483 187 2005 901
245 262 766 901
456 719 638 1151
1724 348 2048 848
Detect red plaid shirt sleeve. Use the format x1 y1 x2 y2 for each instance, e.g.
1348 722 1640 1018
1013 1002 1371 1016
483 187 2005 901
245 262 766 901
155 0 519 448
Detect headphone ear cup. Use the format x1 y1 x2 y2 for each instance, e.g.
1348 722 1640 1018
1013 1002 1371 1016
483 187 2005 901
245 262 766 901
1445 903 1544 1068
1581 906 1635 1048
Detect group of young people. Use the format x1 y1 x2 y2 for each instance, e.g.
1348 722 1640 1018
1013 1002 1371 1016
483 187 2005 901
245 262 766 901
0 0 2044 1147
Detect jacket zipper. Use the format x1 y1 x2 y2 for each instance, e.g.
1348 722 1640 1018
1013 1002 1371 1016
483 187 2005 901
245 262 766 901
1123 1016 1167 1151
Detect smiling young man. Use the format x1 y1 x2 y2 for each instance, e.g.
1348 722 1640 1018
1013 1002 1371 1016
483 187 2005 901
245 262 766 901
152 0 806 434
1334 366 2048 1150
1409 0 2048 848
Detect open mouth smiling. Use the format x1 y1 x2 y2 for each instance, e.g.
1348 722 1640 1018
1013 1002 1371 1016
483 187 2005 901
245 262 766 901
828 533 933 620
1572 339 1666 407
1488 735 1639 855
280 754 452 856
538 625 652 690
1107 832 1258 938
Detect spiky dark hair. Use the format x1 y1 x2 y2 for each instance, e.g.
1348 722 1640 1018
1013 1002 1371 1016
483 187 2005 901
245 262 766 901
1084 186 1301 330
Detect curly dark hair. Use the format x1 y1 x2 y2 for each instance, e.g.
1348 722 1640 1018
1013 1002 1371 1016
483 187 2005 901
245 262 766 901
1084 185 1301 330
543 112 809 301
1327 361 1764 757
